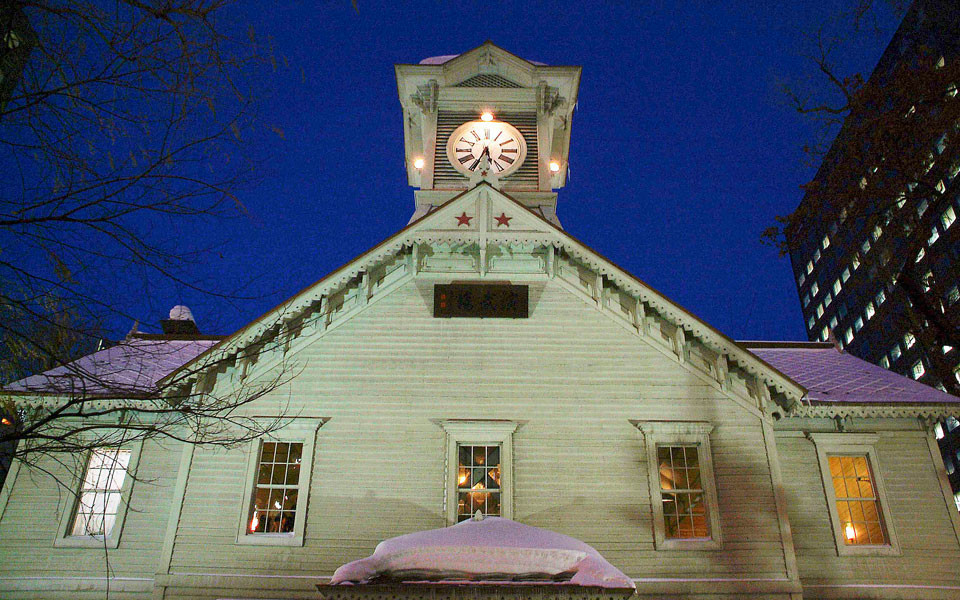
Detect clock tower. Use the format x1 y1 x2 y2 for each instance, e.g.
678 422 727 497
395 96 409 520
396 42 581 227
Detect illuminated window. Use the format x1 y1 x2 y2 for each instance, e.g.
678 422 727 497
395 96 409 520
456 445 503 522
912 360 926 379
803 293 811 307
948 417 960 432
916 248 926 263
441 421 516 524
247 442 303 535
833 279 842 295
828 456 889 546
812 282 819 296
854 317 864 332
806 261 814 274
904 332 916 348
824 293 833 308
636 421 721 550
237 421 323 546
876 289 886 306
842 268 851 282
809 434 899 556
817 304 824 318
798 272 806 287
935 422 945 439
821 326 829 341
829 316 838 330
70 449 131 537
872 225 882 241
822 235 830 249
845 328 853 344
949 287 960 306
55 444 141 548
880 356 890 369
865 303 875 320
808 315 815 330
936 56 946 69
944 206 957 229
918 199 929 216
852 254 861 270
814 249 821 263
862 239 871 254
890 344 902 362
954 491 960 512
929 227 940 245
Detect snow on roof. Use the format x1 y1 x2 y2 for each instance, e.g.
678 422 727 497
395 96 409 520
418 54 548 66
6 336 219 397
743 342 960 405
330 516 634 589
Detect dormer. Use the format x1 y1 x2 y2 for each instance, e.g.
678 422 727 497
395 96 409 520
395 42 581 226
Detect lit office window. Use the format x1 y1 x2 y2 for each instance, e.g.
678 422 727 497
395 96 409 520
916 248 926 263
814 249 821 263
842 268 851 282
817 304 825 318
935 422 945 439
948 287 960 306
943 206 957 229
822 235 830 249
808 315 815 330
852 254 860 270
833 279 842 295
918 199 929 217
829 316 838 330
865 303 875 320
845 329 854 344
890 344 902 361
812 282 819 296
803 294 811 308
876 290 886 306
862 239 871 254
854 317 864 332
806 261 814 274
904 332 916 348
880 356 890 369
929 227 940 245
798 272 806 287
912 361 926 379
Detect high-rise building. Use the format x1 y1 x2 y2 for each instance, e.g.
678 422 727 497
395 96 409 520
788 0 960 495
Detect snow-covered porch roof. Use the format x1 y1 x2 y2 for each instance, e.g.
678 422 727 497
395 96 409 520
320 517 635 598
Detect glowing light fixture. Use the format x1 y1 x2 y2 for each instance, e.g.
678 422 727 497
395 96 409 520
549 160 561 173
480 111 494 122
250 514 259 532
413 157 425 169
0 417 11 426
844 522 856 543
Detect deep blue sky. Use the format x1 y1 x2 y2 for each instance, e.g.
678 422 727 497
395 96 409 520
132 1 901 341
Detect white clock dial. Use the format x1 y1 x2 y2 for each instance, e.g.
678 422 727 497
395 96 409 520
446 120 527 177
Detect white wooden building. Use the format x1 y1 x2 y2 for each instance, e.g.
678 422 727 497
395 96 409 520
2 43 960 600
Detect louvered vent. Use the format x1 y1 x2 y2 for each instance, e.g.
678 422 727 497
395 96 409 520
454 74 522 88
433 111 539 190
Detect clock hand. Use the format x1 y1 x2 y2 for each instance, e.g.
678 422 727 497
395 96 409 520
469 145 490 171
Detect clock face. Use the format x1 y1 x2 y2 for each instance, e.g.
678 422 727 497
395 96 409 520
446 120 527 177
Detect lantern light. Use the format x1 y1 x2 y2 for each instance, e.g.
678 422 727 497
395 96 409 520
844 522 856 543
549 160 561 173
413 157 425 169
480 112 494 122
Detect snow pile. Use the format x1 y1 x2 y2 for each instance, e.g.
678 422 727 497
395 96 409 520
330 517 634 589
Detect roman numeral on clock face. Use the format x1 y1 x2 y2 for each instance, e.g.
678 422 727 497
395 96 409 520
459 155 474 164
500 155 515 164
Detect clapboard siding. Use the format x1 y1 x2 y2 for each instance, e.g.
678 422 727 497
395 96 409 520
775 431 960 592
167 279 790 589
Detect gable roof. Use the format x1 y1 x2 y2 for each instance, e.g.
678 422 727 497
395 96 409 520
742 341 960 405
6 335 220 398
157 182 806 410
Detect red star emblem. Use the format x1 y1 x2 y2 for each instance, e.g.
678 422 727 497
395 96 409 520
494 212 512 227
455 212 473 227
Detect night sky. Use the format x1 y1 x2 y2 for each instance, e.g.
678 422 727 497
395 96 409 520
126 1 901 342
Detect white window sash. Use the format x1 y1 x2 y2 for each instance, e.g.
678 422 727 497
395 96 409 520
440 420 518 525
634 421 722 550
235 418 326 546
55 440 143 549
807 432 901 556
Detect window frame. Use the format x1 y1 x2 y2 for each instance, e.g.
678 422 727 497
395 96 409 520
235 419 325 546
55 441 143 549
807 433 900 556
635 421 722 551
440 420 518 526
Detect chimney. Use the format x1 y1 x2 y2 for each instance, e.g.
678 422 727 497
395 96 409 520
161 305 201 335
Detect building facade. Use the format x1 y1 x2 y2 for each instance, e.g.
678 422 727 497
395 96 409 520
786 0 960 494
2 43 960 600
